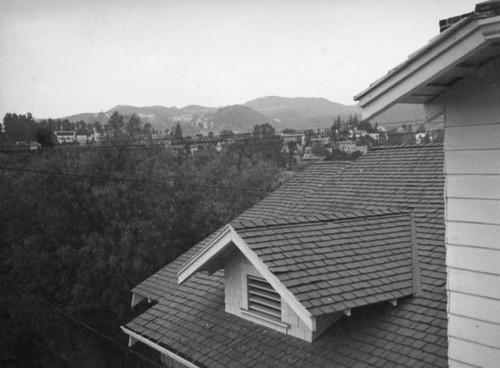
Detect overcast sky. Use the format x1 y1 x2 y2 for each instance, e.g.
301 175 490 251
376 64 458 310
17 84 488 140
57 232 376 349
0 0 478 119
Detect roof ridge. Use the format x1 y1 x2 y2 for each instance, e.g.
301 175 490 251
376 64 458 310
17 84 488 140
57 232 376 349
232 207 411 230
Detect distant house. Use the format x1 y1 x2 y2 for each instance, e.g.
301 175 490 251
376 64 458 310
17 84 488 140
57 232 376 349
415 132 427 144
338 140 356 153
76 134 89 145
355 1 500 367
54 131 76 144
281 132 304 144
355 145 368 155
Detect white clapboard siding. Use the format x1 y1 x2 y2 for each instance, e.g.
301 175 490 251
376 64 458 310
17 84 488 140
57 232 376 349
447 245 500 275
449 291 500 325
447 97 500 126
445 150 500 175
448 269 500 300
447 198 500 225
449 314 500 348
449 337 500 368
447 175 500 200
445 123 500 151
447 222 499 249
448 358 482 368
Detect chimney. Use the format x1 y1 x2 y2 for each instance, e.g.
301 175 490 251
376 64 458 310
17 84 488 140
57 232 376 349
475 0 500 18
439 13 471 33
439 0 500 33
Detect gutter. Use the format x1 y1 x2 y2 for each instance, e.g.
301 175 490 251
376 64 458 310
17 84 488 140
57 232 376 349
121 326 201 368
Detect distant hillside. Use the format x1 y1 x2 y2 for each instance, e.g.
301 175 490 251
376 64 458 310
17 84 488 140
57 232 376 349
59 97 367 134
63 104 217 132
244 96 361 128
106 105 172 117
208 105 278 133
62 111 109 125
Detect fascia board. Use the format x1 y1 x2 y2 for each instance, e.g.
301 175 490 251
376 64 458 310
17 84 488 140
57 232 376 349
354 16 474 102
356 17 495 121
121 327 200 368
480 15 500 39
177 226 233 284
228 226 315 331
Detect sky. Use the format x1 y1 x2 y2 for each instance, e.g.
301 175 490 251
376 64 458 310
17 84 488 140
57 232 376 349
0 0 479 119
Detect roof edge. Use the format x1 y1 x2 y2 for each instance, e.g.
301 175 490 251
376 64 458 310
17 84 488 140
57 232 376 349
121 326 200 368
354 14 500 120
353 14 476 102
177 225 233 284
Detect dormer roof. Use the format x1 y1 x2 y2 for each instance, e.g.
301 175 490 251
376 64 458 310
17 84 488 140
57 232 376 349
178 208 419 327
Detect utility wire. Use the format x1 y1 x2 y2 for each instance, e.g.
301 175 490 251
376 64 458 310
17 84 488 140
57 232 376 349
0 123 409 152
1 274 166 368
0 166 269 193
0 127 427 154
5 326 87 368
0 127 302 149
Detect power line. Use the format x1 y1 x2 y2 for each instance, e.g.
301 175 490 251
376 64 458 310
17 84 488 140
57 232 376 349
5 326 88 368
0 166 269 193
1 274 165 368
0 133 289 153
0 125 434 154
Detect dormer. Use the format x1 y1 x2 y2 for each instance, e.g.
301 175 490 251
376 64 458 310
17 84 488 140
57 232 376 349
177 208 421 342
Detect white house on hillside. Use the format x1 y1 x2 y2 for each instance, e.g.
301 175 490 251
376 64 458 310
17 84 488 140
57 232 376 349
355 1 500 367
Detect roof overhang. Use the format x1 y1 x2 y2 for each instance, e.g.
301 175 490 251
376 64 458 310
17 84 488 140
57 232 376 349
177 225 315 330
121 326 200 368
354 15 500 121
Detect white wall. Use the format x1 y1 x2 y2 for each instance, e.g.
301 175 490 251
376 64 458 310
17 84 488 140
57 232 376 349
438 56 500 368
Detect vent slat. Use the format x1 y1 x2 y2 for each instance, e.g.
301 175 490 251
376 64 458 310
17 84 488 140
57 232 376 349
247 276 281 321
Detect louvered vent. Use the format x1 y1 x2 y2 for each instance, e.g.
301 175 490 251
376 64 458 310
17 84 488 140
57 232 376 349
247 276 281 321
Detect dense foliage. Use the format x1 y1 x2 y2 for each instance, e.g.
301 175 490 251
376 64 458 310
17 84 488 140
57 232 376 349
0 137 282 367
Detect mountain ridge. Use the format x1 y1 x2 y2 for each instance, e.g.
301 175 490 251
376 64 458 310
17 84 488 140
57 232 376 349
59 96 424 133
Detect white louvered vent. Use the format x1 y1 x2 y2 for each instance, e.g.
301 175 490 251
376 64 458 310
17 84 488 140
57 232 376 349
247 276 281 321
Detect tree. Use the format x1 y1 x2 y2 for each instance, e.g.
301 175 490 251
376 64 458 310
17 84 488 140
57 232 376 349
0 140 284 367
220 130 234 139
35 125 56 147
3 113 36 142
416 124 426 133
125 114 142 136
253 123 275 138
357 120 375 133
311 142 329 157
108 111 125 138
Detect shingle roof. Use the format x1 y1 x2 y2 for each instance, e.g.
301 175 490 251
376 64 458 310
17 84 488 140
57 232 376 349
232 209 415 316
126 143 447 368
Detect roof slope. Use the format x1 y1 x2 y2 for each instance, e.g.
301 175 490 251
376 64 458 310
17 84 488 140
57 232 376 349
126 143 447 368
233 209 415 316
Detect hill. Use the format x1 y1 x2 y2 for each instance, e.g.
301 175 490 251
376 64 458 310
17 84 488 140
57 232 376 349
207 105 278 133
244 96 361 128
59 97 433 135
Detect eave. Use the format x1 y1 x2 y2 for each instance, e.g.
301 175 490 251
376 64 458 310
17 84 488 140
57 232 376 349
121 327 200 368
354 15 500 120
